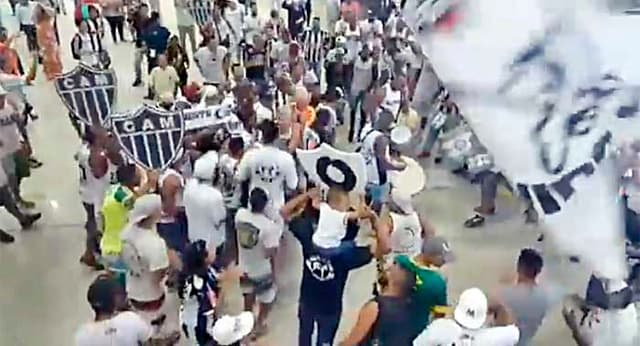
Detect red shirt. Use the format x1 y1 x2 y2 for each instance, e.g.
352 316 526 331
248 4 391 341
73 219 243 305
75 0 100 21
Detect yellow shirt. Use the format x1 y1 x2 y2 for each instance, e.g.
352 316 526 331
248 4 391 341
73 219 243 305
100 184 135 255
397 107 421 132
149 66 179 99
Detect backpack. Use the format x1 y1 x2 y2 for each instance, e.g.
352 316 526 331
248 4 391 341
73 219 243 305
71 34 81 60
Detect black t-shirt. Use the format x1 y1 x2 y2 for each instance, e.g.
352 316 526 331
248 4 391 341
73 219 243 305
242 44 267 81
289 215 373 315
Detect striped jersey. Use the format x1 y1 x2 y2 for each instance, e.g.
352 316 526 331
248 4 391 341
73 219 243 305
299 28 329 64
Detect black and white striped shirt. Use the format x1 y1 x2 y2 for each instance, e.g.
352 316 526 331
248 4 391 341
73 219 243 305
273 88 289 113
299 28 328 64
186 0 214 27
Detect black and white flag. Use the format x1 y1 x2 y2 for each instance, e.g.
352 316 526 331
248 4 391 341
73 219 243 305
55 63 117 126
187 0 215 27
111 106 185 170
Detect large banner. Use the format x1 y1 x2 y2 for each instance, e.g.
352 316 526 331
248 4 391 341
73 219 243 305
55 63 117 126
108 104 245 169
404 0 640 281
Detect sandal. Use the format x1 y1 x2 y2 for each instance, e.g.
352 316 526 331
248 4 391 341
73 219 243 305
464 214 486 228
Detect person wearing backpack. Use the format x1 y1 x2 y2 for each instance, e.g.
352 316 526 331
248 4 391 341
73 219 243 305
71 20 103 67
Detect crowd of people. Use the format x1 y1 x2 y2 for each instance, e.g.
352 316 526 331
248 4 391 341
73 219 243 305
3 0 637 346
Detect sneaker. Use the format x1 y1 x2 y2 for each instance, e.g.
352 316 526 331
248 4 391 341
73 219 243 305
79 253 105 270
19 200 36 209
132 79 142 87
20 213 42 229
28 158 43 169
0 229 15 243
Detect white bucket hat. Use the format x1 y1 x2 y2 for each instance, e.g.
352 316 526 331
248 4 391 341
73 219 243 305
128 194 162 224
454 287 488 330
211 311 255 345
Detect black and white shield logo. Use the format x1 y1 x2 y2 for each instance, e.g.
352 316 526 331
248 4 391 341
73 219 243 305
187 0 214 27
55 64 117 126
111 106 185 170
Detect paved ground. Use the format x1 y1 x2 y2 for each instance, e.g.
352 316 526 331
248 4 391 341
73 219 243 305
0 0 593 345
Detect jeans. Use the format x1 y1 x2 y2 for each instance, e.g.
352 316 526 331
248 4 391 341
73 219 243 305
21 24 38 52
0 184 28 225
157 212 189 253
178 25 196 54
105 15 125 43
308 61 321 80
298 304 341 346
480 171 509 209
134 47 146 80
624 198 640 244
82 203 100 254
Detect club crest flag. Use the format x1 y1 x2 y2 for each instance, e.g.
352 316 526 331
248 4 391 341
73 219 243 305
111 105 185 170
404 0 640 280
55 63 117 126
297 143 367 194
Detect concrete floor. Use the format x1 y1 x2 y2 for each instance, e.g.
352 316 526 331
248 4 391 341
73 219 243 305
0 0 592 345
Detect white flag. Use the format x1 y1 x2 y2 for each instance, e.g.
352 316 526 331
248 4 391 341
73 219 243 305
405 0 640 280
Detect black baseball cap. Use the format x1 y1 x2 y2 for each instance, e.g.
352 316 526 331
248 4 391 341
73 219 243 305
87 275 119 313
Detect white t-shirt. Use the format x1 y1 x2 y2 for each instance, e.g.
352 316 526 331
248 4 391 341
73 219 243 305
237 145 298 209
223 4 245 42
76 144 116 207
75 311 153 346
120 226 170 302
254 101 274 123
414 320 520 346
0 104 21 159
183 179 227 249
235 208 282 278
382 82 402 116
194 46 228 84
313 203 348 248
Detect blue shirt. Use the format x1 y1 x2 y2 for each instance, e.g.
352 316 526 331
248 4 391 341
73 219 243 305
143 23 170 54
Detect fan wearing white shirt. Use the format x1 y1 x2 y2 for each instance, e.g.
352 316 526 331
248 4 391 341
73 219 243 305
235 188 282 335
194 39 230 86
120 194 180 344
75 275 153 346
16 0 38 52
243 2 263 45
222 0 245 64
237 119 298 228
414 288 520 346
183 146 227 257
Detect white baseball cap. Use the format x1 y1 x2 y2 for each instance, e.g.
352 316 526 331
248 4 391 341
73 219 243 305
193 151 219 180
128 194 162 224
211 311 255 345
454 287 488 330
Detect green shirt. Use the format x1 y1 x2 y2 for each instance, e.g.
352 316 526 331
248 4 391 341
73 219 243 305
395 255 448 333
100 184 135 255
